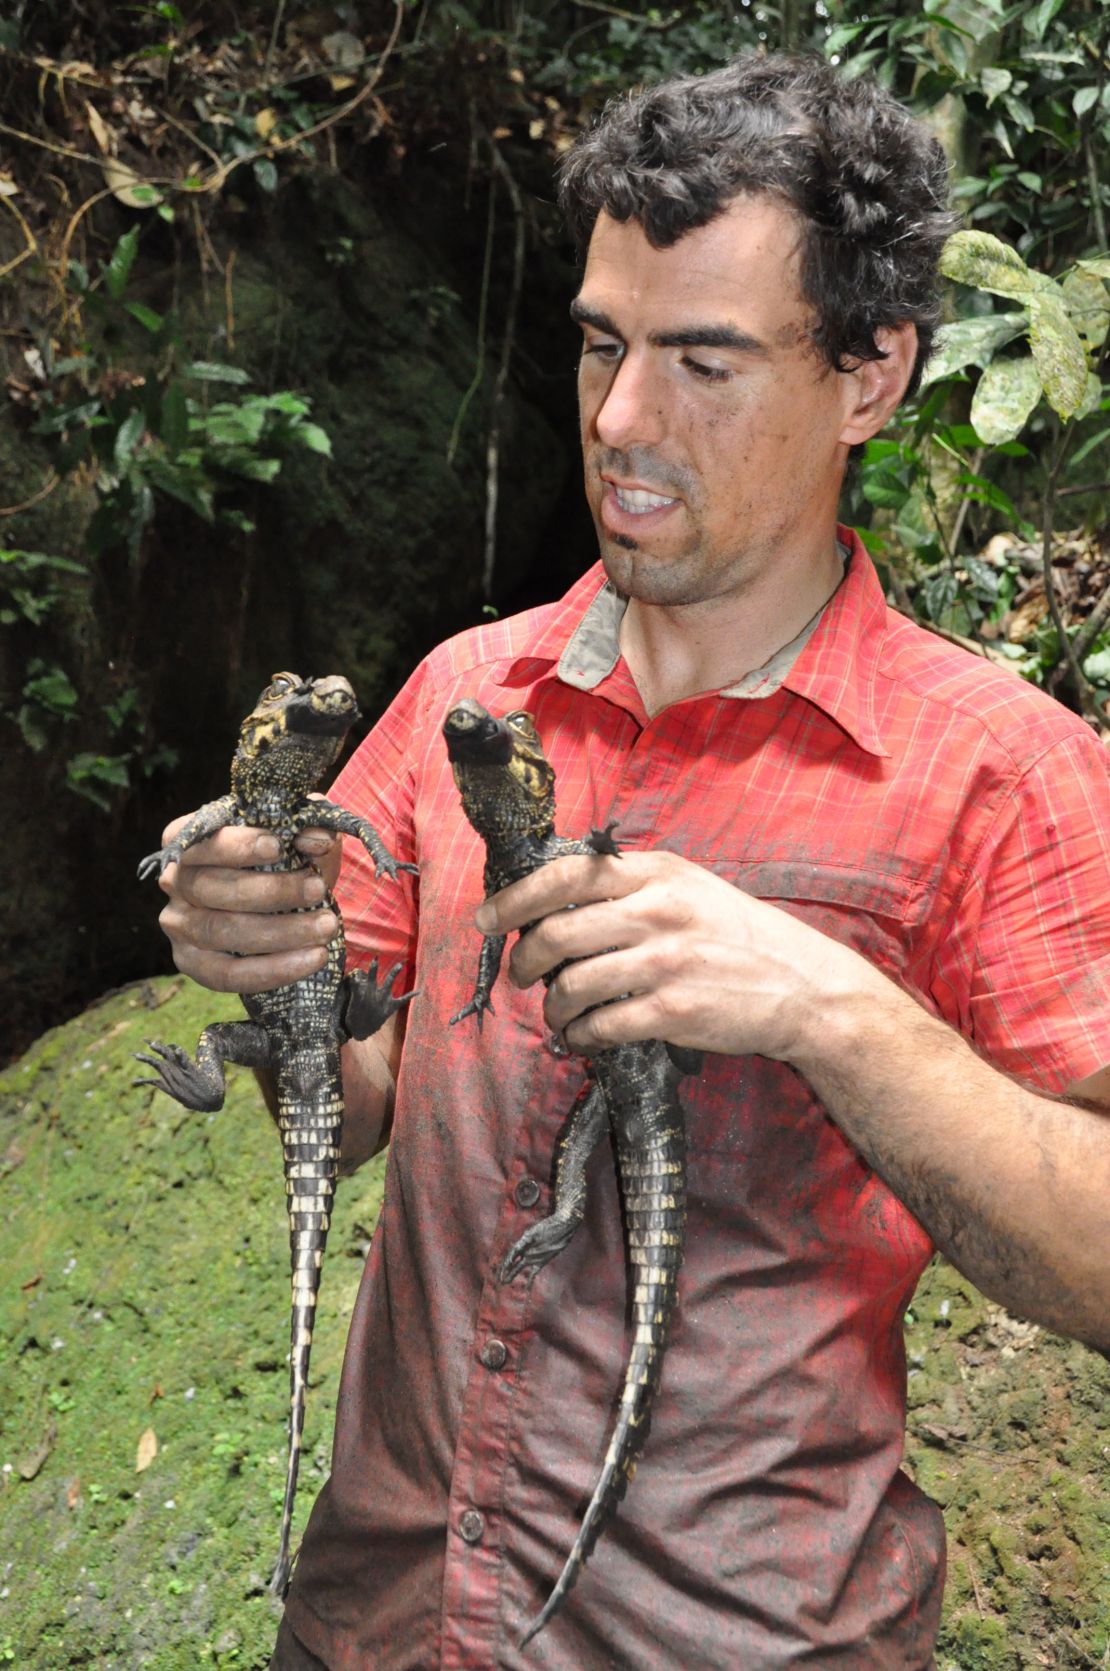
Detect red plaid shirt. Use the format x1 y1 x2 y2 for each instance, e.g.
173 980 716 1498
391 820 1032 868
284 532 1110 1670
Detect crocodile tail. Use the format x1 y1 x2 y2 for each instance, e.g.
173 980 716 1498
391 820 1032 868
269 1098 342 1598
520 1116 686 1648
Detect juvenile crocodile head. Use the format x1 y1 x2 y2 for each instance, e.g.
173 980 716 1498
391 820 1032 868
443 699 556 845
231 672 360 802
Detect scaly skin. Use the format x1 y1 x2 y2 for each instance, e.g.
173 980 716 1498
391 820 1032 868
135 672 416 1597
443 698 698 1649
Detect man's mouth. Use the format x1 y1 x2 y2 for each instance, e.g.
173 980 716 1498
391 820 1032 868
611 484 678 515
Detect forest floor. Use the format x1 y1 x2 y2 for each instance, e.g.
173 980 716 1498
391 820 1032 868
1 978 1108 1669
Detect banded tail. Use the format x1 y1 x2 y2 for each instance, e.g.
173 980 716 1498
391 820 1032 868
269 1096 342 1597
520 1117 686 1648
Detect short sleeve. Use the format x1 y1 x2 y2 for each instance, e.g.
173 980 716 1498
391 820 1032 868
328 658 432 990
938 727 1110 1091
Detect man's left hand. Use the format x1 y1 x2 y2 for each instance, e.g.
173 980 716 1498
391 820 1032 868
474 849 860 1061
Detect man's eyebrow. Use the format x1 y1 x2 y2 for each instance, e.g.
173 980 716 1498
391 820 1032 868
568 298 770 357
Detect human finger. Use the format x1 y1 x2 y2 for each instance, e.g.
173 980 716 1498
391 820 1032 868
159 897 338 959
167 936 331 997
161 818 280 870
475 852 650 935
508 897 641 988
172 863 328 915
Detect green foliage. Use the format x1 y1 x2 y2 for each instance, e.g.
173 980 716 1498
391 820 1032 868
34 233 333 558
4 227 333 812
830 0 1110 723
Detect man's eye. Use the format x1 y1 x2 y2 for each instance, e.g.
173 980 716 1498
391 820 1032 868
683 357 731 384
582 341 621 362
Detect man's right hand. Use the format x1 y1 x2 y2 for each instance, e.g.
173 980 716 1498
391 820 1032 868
154 814 341 995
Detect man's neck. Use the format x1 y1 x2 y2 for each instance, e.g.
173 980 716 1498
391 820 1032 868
617 542 845 717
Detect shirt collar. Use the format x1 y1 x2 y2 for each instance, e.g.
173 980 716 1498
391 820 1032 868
493 526 890 758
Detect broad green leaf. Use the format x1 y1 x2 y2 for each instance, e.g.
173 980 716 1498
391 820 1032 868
980 67 1012 105
159 381 189 453
1071 422 1110 467
1029 0 1067 37
1077 257 1110 281
939 231 1053 301
970 354 1043 442
113 409 146 469
124 301 163 333
253 158 278 193
1061 268 1110 351
226 454 282 483
1074 374 1103 422
295 423 332 456
184 361 251 385
1084 646 1110 683
258 391 310 415
1026 291 1089 416
920 311 1027 385
1073 85 1098 119
824 21 872 53
104 227 139 300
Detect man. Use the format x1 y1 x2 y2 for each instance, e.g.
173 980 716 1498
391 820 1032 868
157 53 1110 1670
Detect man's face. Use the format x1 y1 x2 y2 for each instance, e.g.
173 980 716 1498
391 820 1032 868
575 197 867 608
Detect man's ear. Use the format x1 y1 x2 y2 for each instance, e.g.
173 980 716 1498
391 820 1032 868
839 323 919 448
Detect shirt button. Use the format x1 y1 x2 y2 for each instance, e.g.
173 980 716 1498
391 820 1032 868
515 1176 541 1208
458 1509 484 1544
480 1338 508 1371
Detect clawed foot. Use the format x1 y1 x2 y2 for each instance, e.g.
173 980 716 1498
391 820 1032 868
136 845 181 881
586 821 621 858
449 993 495 1030
372 852 420 882
132 1040 225 1111
499 1215 577 1285
343 960 418 1040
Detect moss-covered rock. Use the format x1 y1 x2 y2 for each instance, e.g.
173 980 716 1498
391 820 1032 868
4 983 1107 1668
0 979 387 1668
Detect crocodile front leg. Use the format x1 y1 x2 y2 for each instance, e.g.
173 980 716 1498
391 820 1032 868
136 794 241 880
449 932 507 1030
296 799 418 881
500 1081 610 1284
133 1020 272 1111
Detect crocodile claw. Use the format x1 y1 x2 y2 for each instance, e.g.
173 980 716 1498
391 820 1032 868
449 994 494 1030
132 1039 225 1112
499 1214 578 1285
343 960 418 1041
136 846 181 881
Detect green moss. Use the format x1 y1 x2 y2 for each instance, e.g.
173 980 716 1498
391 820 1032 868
0 979 387 1668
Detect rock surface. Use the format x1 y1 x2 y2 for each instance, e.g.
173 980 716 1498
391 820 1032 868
1 980 1108 1668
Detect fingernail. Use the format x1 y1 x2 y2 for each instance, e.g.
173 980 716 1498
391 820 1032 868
254 834 280 859
475 903 494 932
305 877 326 902
300 835 330 855
316 913 338 939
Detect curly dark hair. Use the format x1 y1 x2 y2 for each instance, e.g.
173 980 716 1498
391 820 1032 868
558 52 957 400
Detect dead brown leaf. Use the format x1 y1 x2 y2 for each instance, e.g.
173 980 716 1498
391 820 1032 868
18 1420 56 1480
135 1426 158 1472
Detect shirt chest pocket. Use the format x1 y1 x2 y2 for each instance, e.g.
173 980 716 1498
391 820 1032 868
695 856 934 986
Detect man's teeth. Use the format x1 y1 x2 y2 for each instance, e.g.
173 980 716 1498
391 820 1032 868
613 485 676 514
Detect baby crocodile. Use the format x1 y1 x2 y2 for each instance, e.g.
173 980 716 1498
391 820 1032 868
443 698 699 1647
135 671 416 1596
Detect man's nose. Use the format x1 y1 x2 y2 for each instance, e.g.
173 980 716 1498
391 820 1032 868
592 354 666 452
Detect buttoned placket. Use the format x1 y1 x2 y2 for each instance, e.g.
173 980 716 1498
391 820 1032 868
438 1073 582 1669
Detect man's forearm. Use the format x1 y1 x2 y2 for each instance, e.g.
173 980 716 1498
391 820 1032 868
792 965 1110 1349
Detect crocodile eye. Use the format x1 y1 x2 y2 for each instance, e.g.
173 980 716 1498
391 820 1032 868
264 673 296 699
506 710 536 735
